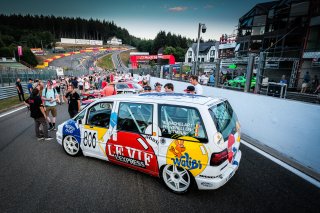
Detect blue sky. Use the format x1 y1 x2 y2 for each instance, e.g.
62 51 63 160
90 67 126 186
0 0 269 40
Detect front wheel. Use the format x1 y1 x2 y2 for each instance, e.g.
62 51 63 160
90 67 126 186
63 135 81 156
161 164 191 194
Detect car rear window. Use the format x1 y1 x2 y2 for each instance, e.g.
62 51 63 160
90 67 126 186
159 104 208 142
208 101 237 141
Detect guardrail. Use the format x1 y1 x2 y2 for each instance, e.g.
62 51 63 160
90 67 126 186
0 83 28 100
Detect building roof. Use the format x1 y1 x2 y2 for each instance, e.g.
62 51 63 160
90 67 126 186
239 1 278 24
190 42 215 55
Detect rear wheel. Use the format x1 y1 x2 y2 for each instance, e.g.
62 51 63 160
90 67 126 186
161 164 191 194
63 135 81 156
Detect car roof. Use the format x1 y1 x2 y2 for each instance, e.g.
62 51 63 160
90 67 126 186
95 92 223 106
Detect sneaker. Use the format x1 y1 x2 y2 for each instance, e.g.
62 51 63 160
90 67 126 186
37 137 45 141
44 137 53 141
48 126 54 131
53 127 57 131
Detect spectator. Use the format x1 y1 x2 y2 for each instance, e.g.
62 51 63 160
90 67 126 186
189 75 203 95
16 78 25 101
25 88 52 141
154 82 162 92
27 78 33 95
164 83 174 93
78 77 84 92
64 85 81 118
312 75 319 92
42 80 60 131
280 75 287 84
143 85 152 93
200 73 209 85
84 78 90 92
301 71 310 93
71 77 78 89
101 78 108 89
184 85 196 94
101 82 116 96
208 73 215 86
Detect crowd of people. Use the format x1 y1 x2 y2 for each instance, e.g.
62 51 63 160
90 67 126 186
21 71 204 142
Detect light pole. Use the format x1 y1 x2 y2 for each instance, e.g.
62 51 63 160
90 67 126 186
193 23 207 75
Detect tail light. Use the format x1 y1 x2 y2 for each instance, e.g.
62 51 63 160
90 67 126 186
210 149 228 166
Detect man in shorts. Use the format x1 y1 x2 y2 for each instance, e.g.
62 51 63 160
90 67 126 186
42 80 60 131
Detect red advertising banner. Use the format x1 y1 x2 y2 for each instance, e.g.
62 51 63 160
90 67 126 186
18 46 23 56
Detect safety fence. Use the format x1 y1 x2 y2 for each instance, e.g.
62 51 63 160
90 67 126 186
0 67 91 100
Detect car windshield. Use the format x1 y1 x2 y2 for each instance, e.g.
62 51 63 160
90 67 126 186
116 84 130 89
208 101 237 141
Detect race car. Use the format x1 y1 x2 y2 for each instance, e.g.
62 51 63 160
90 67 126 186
57 93 242 194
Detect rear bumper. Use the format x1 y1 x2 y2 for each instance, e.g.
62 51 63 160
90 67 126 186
195 150 242 190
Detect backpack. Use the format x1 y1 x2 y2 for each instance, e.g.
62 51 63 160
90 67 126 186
44 88 57 98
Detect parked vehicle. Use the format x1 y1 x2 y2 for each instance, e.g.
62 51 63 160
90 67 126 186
56 93 242 194
227 76 256 88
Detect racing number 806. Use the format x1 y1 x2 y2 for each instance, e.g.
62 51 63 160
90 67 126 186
83 131 97 148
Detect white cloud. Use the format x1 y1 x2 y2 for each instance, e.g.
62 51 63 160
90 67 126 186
168 6 188 12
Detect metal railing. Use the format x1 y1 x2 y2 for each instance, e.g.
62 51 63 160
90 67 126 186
0 83 29 100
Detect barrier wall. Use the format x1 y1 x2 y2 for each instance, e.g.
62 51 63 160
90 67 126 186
150 77 320 174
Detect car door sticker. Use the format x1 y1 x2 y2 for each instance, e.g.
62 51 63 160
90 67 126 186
83 125 108 156
106 132 158 174
166 136 208 177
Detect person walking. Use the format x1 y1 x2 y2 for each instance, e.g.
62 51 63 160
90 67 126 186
27 78 33 95
189 75 203 95
25 87 53 141
16 78 25 101
42 80 60 131
64 85 81 118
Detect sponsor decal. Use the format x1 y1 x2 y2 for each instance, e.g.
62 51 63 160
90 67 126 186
201 182 213 187
65 124 75 134
106 132 158 174
166 136 208 176
144 134 159 145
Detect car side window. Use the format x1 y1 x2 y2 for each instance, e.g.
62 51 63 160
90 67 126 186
87 102 113 128
117 102 153 134
159 105 208 142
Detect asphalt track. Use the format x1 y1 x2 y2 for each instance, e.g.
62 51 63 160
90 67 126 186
0 105 319 213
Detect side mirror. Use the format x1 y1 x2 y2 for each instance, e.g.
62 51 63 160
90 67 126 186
77 119 82 125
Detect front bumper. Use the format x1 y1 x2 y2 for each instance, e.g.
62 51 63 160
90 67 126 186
195 150 242 190
56 130 63 145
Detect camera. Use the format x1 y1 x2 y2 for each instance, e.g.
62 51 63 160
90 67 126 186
202 25 207 33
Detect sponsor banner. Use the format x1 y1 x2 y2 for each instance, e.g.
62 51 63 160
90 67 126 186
17 46 23 56
61 38 103 46
31 48 45 55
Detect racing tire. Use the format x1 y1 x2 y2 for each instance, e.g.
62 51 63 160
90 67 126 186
161 164 192 194
62 135 81 157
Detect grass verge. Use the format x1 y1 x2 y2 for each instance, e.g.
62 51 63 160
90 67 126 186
97 54 114 70
120 49 136 67
0 95 28 112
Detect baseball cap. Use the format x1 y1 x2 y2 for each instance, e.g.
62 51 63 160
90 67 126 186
184 85 195 93
154 82 162 87
47 80 53 85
